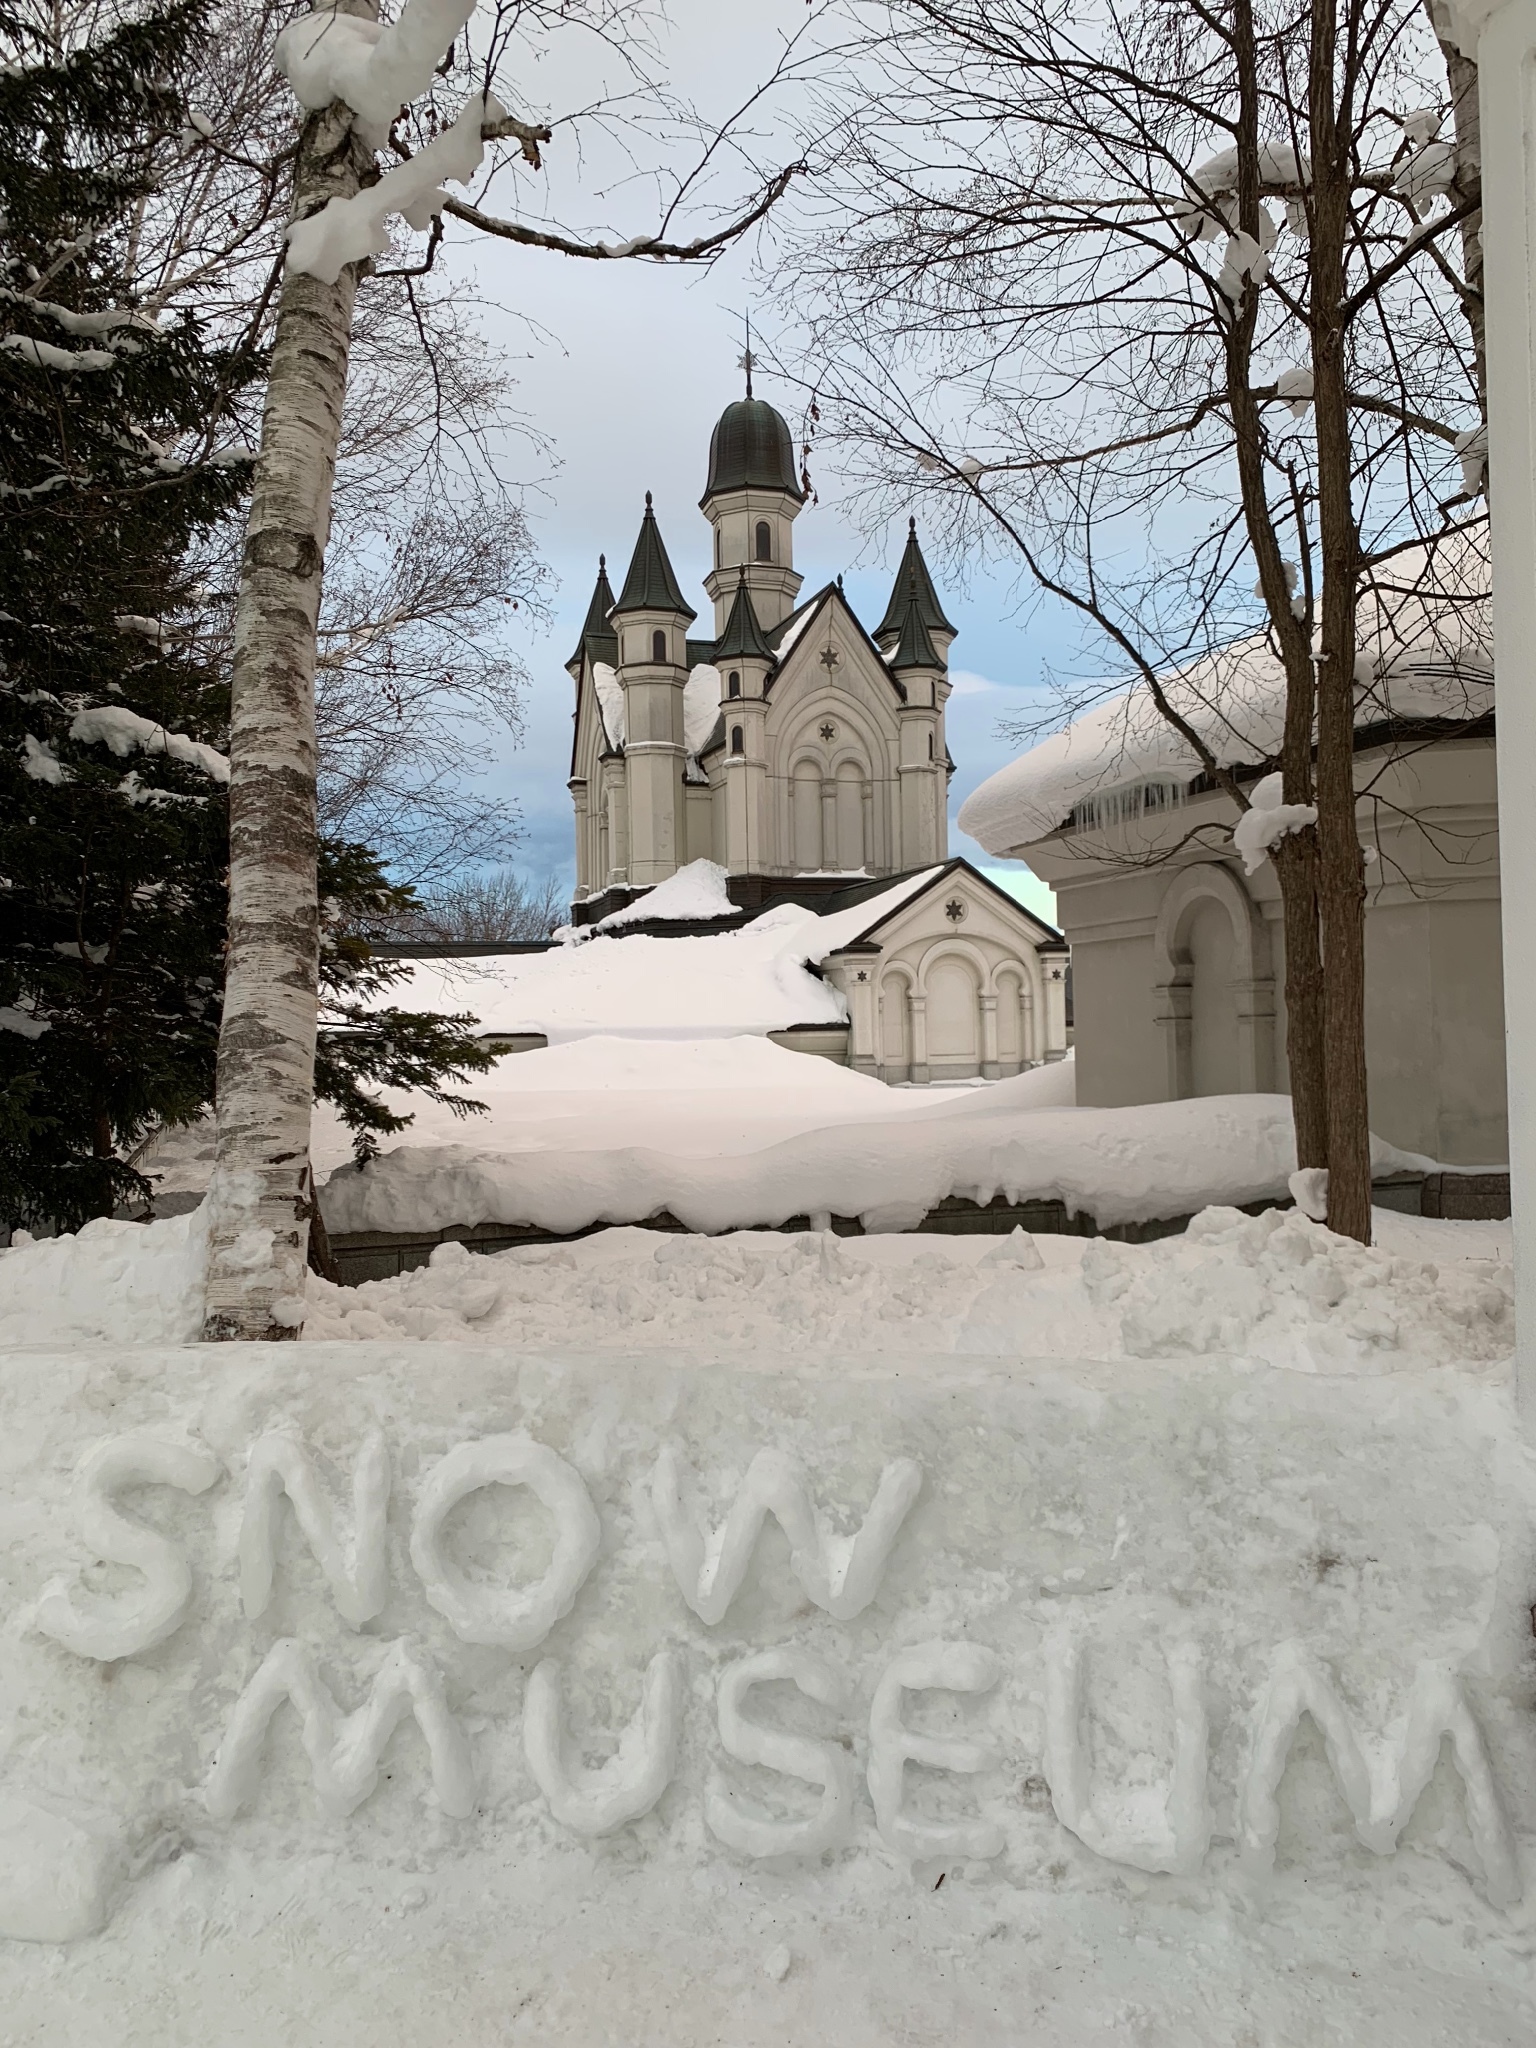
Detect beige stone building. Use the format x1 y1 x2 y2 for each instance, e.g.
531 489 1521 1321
561 392 1070 1079
961 555 1504 1163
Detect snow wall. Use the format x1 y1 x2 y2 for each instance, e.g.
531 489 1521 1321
3 1337 1535 2042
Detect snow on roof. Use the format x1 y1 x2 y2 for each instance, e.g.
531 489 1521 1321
592 662 624 749
683 665 721 755
594 859 734 931
307 1031 986 1179
375 869 942 1041
960 534 1492 853
591 662 722 763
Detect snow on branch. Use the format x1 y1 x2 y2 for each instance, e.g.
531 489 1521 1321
2 334 117 372
287 92 503 284
276 0 478 149
69 707 230 784
1232 772 1317 874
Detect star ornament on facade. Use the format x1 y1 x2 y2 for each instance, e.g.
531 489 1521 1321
819 645 841 673
944 897 967 924
819 721 837 742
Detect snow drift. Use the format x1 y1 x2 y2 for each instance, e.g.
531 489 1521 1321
316 1088 1434 1241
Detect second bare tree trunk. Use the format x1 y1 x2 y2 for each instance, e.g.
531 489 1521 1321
203 55 376 1340
1310 0 1374 1245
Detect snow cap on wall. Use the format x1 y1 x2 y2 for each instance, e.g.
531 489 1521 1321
960 533 1491 855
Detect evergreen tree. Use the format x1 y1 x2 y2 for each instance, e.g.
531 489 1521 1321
0 1 496 1235
0 0 257 1230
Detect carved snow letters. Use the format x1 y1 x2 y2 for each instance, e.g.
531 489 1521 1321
240 1428 390 1628
36 1437 221 1662
652 1446 921 1624
523 1651 682 1837
205 1637 475 1821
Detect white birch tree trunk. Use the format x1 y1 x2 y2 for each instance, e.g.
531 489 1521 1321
203 5 378 1341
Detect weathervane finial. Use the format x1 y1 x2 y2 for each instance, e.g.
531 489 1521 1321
737 311 755 399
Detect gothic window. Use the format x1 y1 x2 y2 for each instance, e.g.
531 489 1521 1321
730 724 745 755
728 671 741 698
928 732 935 759
754 519 772 562
651 628 667 663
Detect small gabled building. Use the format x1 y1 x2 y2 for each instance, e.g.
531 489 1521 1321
560 389 1071 1076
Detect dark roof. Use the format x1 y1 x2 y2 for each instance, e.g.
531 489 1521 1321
828 858 1066 950
701 398 805 506
887 572 943 672
611 494 697 622
566 555 617 670
713 568 775 662
875 519 957 643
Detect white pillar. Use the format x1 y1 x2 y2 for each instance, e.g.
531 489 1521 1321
1455 0 1536 1426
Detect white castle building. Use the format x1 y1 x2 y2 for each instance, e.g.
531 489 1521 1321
561 392 1069 1080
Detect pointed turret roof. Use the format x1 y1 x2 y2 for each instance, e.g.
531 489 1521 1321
887 569 943 672
611 494 697 621
713 567 774 663
875 519 957 643
567 554 618 669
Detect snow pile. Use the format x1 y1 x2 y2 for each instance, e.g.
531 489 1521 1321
316 1088 1433 1241
289 1205 1512 1377
0 1261 1532 2037
362 870 939 1041
1231 771 1318 873
0 1204 208 1349
137 1037 978 1201
1079 1201 1513 1371
593 859 734 931
3 1171 1500 1379
960 533 1491 851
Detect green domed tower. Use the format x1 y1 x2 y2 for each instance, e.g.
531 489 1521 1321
700 392 805 635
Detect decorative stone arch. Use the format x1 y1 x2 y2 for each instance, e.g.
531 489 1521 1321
876 961 915 1081
993 962 1037 1072
775 690 896 873
1152 861 1275 1098
913 935 994 1079
915 933 999 994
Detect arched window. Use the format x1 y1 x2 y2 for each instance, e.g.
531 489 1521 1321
651 628 667 663
754 519 772 562
730 724 745 755
727 671 741 698
928 732 935 759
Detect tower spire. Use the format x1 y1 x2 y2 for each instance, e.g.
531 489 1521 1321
888 564 943 672
611 496 696 621
566 552 618 672
714 564 774 663
875 518 957 649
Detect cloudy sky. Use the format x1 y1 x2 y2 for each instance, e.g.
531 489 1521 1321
438 1 1083 924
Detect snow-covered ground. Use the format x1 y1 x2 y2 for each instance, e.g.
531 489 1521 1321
0 1197 1531 2043
2 1047 1530 2044
133 1034 1438 1242
2 1193 1510 1372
